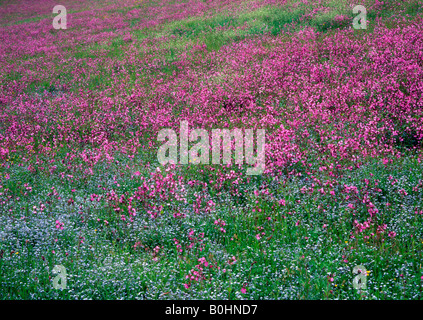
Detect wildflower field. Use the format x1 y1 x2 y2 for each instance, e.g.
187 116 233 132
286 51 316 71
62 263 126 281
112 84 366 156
1 0 423 300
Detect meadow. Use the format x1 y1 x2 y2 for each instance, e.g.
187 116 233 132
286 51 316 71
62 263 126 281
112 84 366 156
0 0 423 299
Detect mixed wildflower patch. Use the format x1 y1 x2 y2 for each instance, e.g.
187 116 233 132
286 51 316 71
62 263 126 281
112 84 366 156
0 0 423 299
